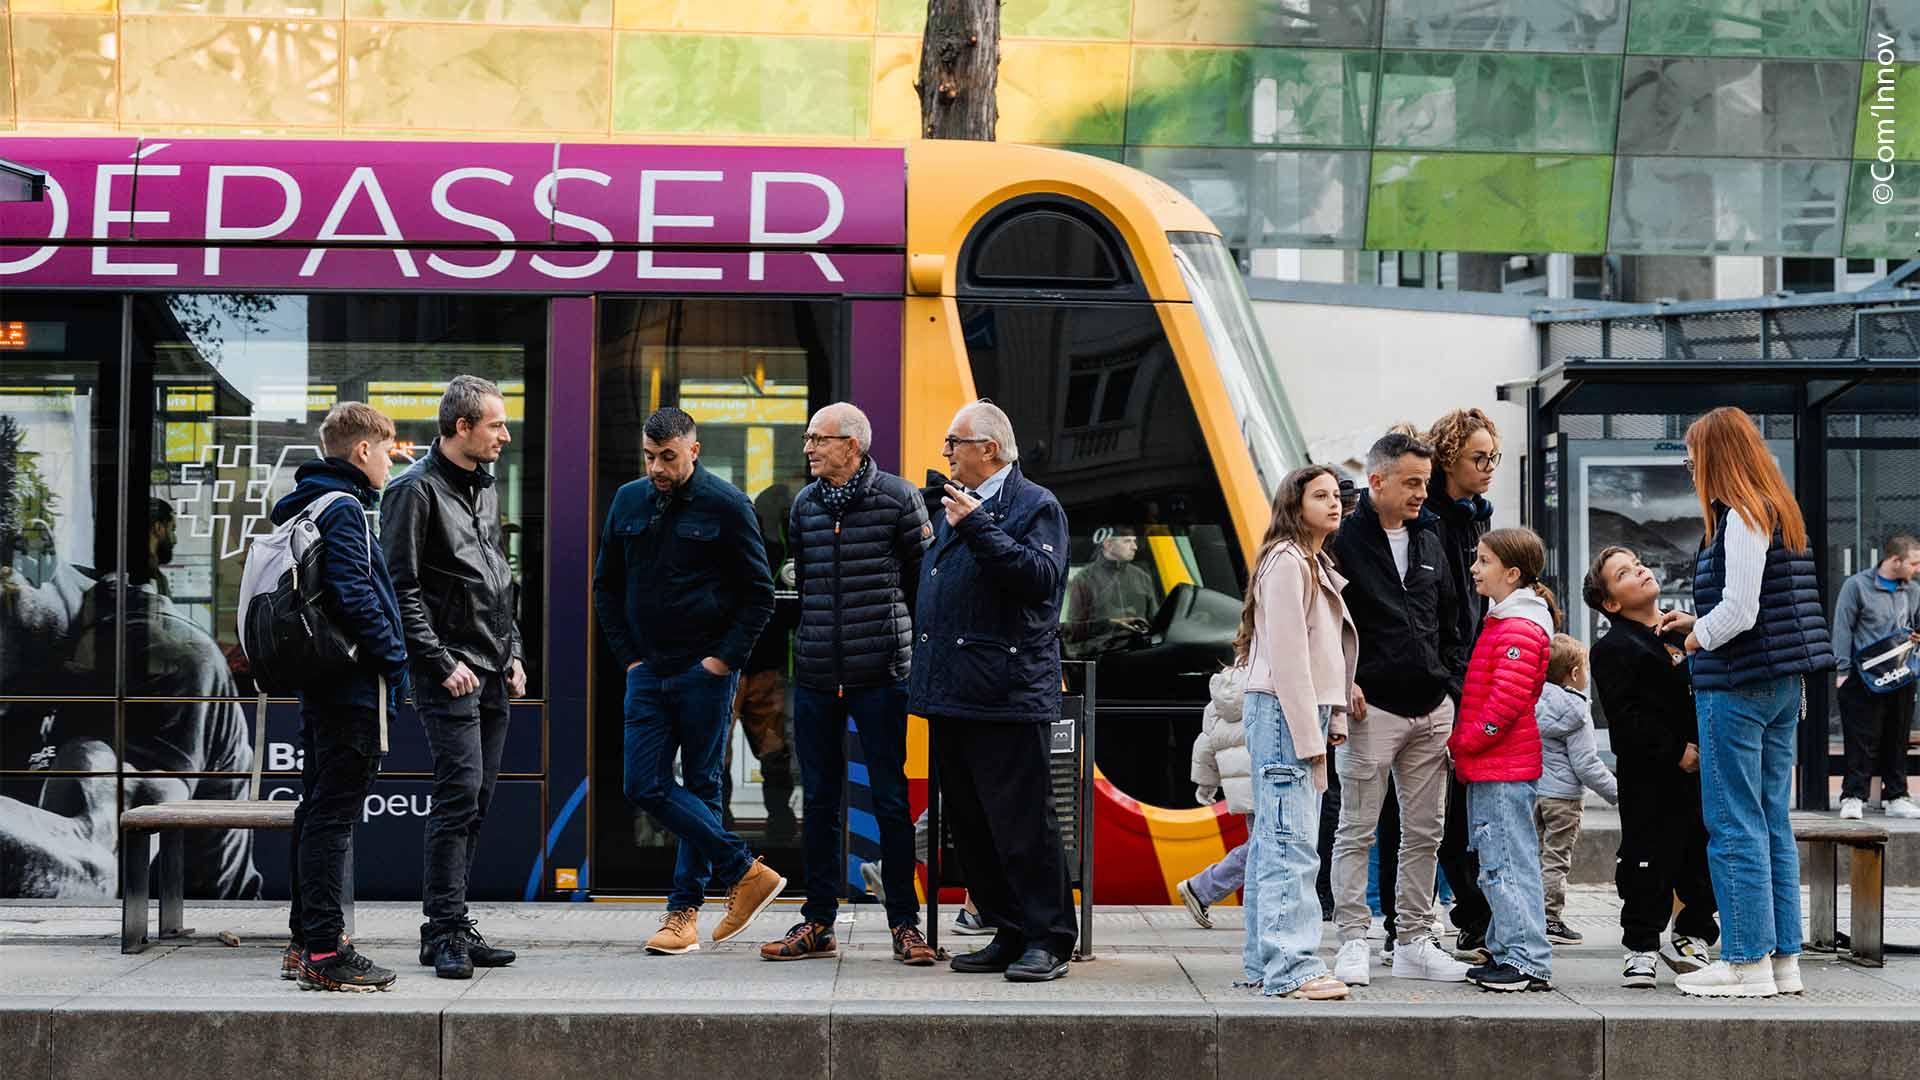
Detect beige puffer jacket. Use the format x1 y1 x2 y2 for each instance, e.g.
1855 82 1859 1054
1189 666 1252 814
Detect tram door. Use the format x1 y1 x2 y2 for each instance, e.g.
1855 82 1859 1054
589 297 841 895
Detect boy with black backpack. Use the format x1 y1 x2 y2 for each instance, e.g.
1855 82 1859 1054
272 403 409 991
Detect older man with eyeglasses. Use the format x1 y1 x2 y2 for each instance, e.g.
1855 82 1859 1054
908 400 1078 982
757 402 938 966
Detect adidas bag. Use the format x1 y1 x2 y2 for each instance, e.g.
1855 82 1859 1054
237 490 366 696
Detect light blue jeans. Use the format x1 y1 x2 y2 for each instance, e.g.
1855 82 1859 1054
1467 779 1552 981
1697 675 1803 965
1241 692 1331 995
1189 821 1250 906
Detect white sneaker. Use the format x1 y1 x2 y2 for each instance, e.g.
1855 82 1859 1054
1660 935 1712 975
1675 959 1777 998
1772 954 1804 994
1333 938 1372 987
1886 796 1920 819
1622 951 1658 989
1391 936 1471 983
1840 797 1865 820
860 861 885 903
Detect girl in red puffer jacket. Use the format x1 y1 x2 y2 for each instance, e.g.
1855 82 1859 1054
1449 527 1560 993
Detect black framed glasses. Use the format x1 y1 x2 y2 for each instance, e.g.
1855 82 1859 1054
802 433 854 447
1469 451 1503 473
942 435 991 451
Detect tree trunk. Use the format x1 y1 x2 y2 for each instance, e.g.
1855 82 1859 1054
915 0 1000 140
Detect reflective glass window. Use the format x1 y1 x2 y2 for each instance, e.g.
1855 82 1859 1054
1381 0 1629 52
1128 46 1376 148
1366 151 1614 253
1617 58 1859 158
1610 156 1850 255
970 210 1124 287
1128 147 1372 249
1374 50 1621 154
1130 0 1383 47
1626 0 1870 58
1844 160 1920 257
1869 0 1920 60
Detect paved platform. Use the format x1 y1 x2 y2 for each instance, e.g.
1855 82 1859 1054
4 887 1920 1080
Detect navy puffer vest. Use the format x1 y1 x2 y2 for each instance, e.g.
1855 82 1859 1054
1691 503 1835 691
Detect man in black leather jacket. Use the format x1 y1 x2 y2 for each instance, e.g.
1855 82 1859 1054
757 403 935 966
380 375 525 979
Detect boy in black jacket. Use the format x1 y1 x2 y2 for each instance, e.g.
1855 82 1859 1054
271 403 409 992
1585 545 1720 990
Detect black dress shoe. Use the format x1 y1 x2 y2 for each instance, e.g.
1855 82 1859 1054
950 940 1018 974
1005 946 1069 983
455 920 516 967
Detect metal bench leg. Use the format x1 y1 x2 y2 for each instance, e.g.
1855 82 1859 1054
1847 842 1885 967
122 828 151 955
341 844 355 939
1807 839 1837 952
158 831 189 940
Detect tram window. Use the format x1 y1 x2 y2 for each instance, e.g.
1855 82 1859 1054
970 210 1123 287
956 301 1244 668
129 293 549 700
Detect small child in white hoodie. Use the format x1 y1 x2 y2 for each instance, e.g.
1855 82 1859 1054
1176 665 1251 929
1534 634 1618 947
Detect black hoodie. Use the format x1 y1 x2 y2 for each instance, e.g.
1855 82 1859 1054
1428 475 1495 655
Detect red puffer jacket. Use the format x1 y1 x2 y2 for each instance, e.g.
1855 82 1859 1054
1448 590 1553 782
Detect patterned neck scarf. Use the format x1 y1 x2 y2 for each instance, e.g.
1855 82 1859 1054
819 456 871 519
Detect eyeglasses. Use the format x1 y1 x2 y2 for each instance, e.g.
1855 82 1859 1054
801 433 854 447
1468 451 1503 473
942 436 991 451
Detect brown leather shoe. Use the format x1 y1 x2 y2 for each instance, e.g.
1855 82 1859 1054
712 858 786 943
892 924 936 966
645 909 700 955
760 921 836 961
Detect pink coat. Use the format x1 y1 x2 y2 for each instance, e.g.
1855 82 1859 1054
1448 590 1553 783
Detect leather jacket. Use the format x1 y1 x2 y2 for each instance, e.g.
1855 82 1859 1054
379 439 522 682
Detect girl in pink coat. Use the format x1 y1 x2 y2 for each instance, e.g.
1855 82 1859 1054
1448 527 1558 992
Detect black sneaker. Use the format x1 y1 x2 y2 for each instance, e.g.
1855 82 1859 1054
281 941 301 981
1453 927 1491 965
454 918 516 967
1545 919 1584 946
1468 962 1551 993
298 945 397 992
423 927 475 980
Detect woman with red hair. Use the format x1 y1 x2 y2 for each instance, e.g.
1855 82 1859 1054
1660 408 1834 998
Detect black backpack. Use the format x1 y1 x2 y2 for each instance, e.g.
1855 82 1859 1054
237 490 365 695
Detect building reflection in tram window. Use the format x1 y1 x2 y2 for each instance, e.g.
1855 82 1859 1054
591 297 837 894
958 300 1244 808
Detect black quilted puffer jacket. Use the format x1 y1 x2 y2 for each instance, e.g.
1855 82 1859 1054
789 463 933 692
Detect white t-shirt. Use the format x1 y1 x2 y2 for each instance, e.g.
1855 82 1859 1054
1385 525 1411 581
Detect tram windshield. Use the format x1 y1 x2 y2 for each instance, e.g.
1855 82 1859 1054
1168 231 1307 495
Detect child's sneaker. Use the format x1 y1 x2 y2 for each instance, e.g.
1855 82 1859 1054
1660 935 1711 974
1622 951 1658 989
952 907 995 936
1468 962 1551 992
1176 878 1213 930
281 941 301 981
1545 919 1583 945
1886 796 1920 819
1452 927 1491 965
297 945 396 992
1840 797 1865 820
1391 936 1471 982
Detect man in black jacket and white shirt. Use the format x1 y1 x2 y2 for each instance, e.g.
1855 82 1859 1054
381 375 525 980
759 403 937 966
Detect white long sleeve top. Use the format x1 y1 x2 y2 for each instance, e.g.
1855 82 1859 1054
1694 509 1770 653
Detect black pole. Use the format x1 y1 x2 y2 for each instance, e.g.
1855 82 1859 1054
925 722 940 954
1796 382 1833 810
1078 662 1096 959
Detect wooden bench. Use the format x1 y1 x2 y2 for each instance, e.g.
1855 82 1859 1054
120 800 353 954
1795 814 1888 967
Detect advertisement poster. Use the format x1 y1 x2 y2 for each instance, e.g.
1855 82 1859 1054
1576 456 1704 649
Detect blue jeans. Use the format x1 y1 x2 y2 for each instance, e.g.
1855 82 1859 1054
793 683 920 929
1190 820 1249 906
623 660 754 910
1467 779 1552 981
1241 692 1331 995
1697 676 1803 965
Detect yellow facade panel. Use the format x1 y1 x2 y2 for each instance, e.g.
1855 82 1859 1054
997 40 1129 144
345 23 610 132
614 0 873 35
121 16 340 126
10 15 118 122
351 0 611 26
122 0 344 18
868 34 919 141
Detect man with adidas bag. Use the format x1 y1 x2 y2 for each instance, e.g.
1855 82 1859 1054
262 402 409 991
